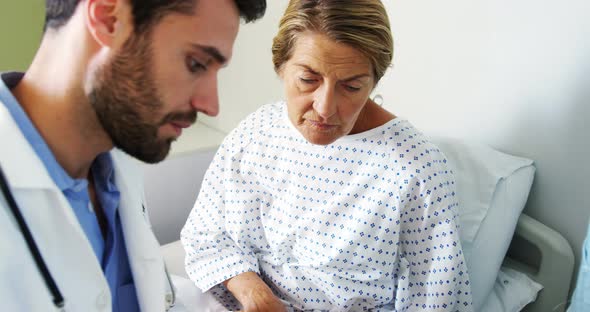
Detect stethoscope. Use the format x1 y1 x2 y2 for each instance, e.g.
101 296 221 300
0 164 176 310
0 165 65 308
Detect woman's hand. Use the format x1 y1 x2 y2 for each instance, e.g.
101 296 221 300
224 271 287 312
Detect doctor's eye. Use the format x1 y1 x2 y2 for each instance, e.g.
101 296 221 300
186 56 207 74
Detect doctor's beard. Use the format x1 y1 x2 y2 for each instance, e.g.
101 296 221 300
88 29 196 164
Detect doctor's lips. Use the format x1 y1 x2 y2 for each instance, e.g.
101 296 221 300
168 120 193 137
162 112 197 136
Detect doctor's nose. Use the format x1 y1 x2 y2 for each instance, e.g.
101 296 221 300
190 74 219 117
312 84 337 119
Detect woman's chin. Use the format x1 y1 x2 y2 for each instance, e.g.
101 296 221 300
303 133 340 146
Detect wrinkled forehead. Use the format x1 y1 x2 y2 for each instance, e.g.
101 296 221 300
289 32 372 76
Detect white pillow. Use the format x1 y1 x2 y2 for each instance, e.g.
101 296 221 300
481 266 543 312
432 138 535 310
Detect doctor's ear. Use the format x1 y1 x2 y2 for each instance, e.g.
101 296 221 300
85 0 133 48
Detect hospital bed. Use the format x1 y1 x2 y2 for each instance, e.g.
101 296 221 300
144 138 575 312
505 214 574 312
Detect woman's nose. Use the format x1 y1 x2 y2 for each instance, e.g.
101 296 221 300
312 84 337 119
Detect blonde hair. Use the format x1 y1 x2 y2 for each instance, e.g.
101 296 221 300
272 0 393 84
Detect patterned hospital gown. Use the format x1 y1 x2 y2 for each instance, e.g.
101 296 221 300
181 102 473 311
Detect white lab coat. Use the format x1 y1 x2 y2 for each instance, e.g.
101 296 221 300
0 101 177 311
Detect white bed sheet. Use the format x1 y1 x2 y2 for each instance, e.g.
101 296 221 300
171 275 228 312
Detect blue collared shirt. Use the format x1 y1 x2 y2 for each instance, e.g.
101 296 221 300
0 72 139 311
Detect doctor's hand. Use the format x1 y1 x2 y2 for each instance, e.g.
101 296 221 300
225 271 288 312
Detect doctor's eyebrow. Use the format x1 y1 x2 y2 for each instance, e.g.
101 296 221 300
190 44 228 65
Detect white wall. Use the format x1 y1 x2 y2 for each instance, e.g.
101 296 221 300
202 0 590 294
197 1 288 131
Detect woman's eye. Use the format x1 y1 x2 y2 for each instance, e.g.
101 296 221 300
344 85 362 92
186 57 207 74
299 77 317 84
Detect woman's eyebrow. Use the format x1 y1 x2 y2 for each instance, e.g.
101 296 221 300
295 64 370 82
341 74 371 82
295 64 321 75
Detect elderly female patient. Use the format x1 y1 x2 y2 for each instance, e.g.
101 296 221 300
181 0 472 311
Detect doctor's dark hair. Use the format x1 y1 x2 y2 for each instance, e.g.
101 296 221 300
44 0 266 32
272 0 393 84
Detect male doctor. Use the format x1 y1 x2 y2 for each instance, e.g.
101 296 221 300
0 0 265 311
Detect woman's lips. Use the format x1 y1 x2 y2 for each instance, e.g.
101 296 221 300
306 119 337 131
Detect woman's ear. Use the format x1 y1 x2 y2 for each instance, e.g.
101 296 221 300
277 65 286 80
85 0 130 48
